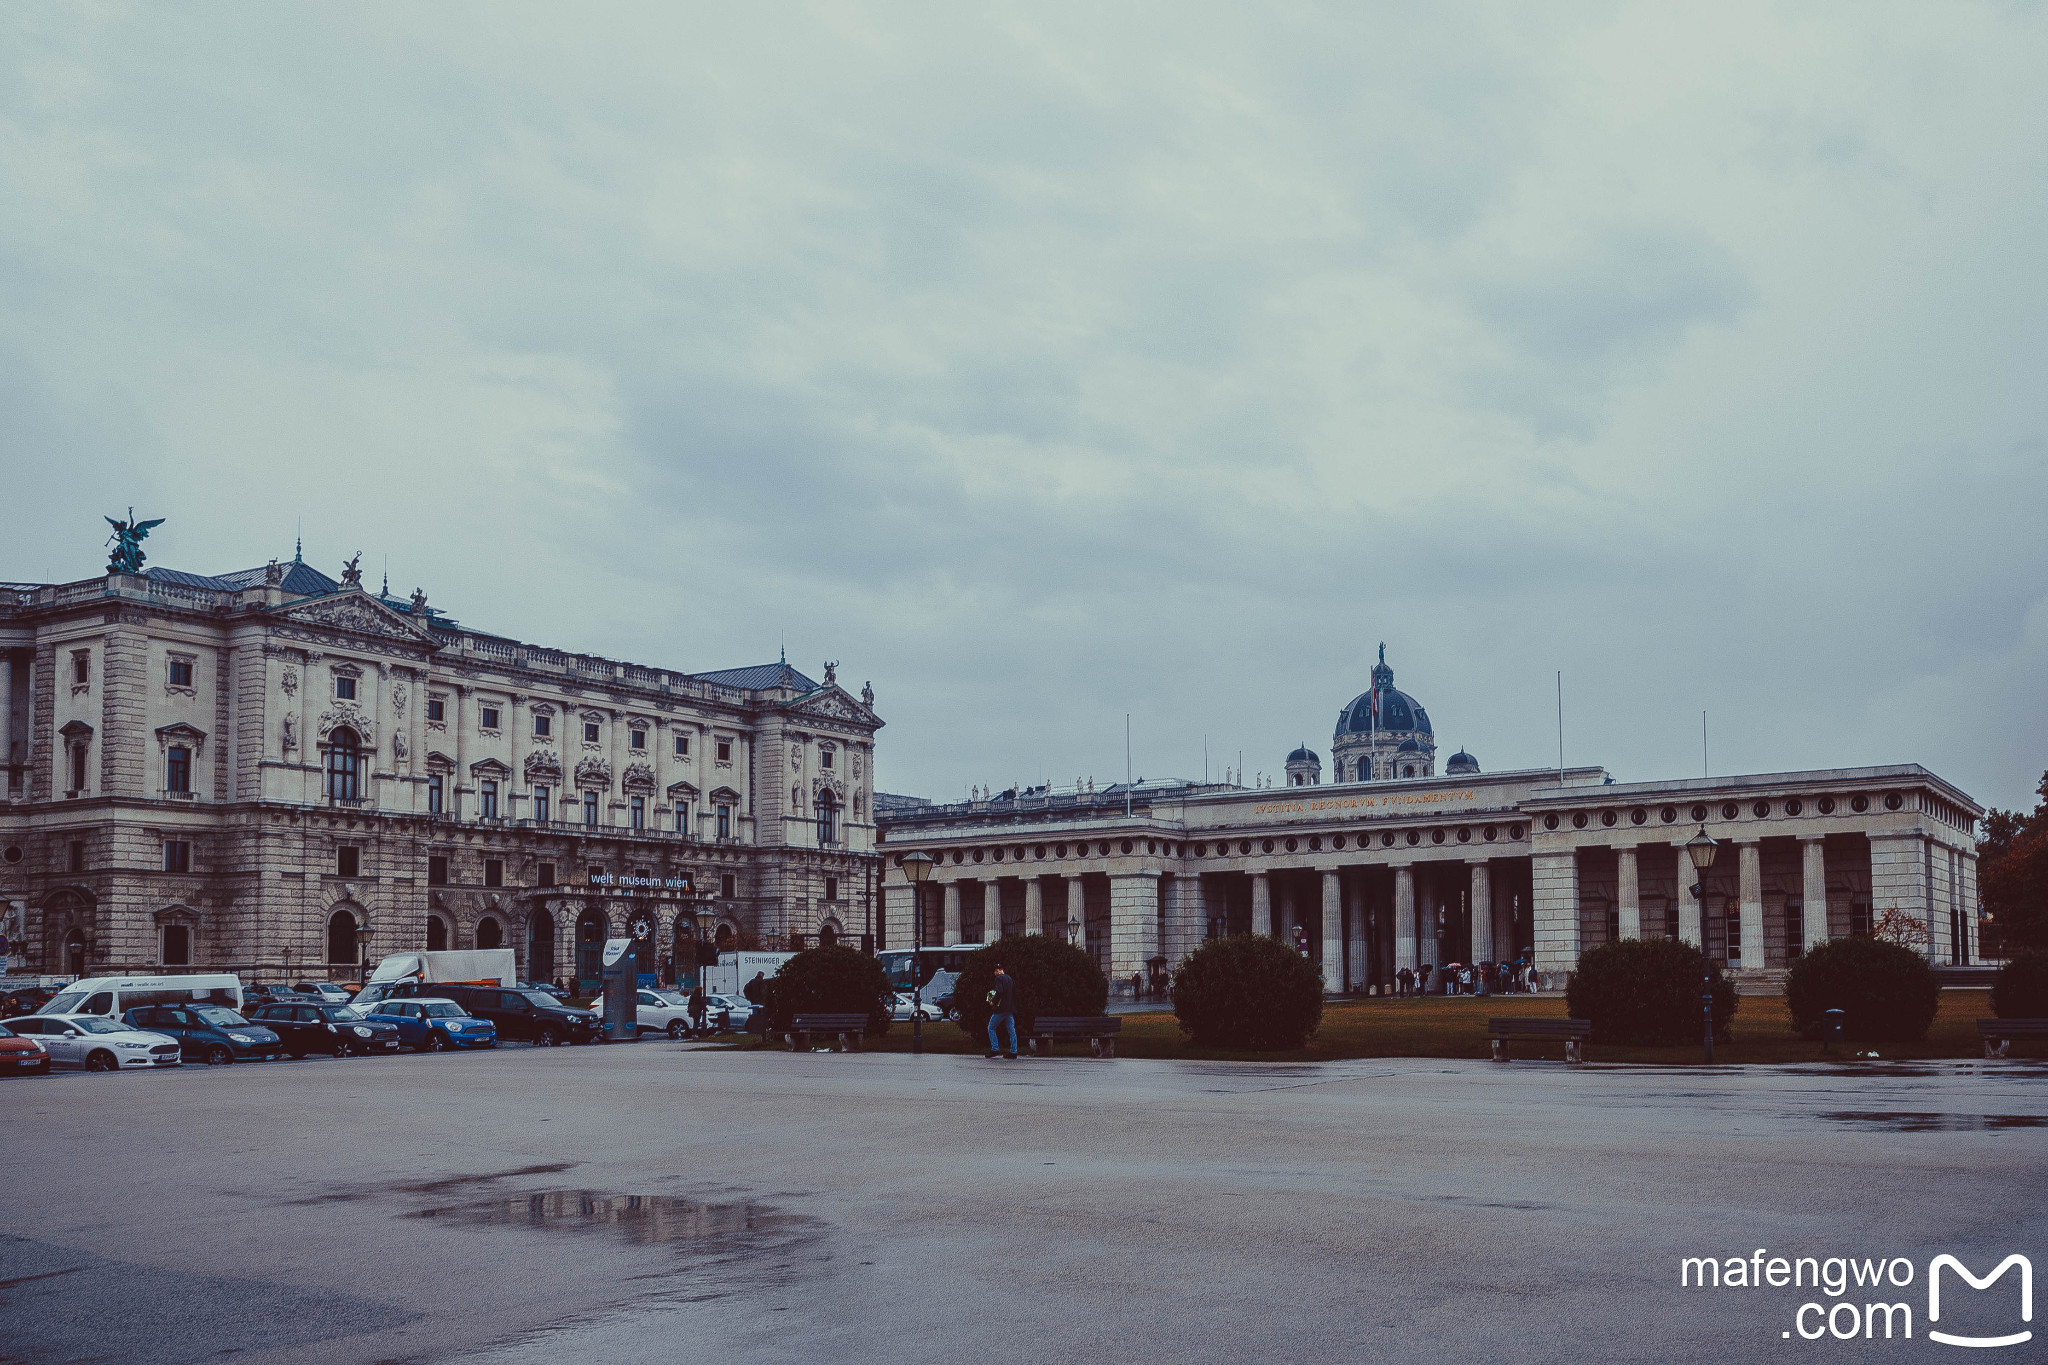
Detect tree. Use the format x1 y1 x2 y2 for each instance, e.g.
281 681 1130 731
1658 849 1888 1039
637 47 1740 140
1565 938 1736 1045
949 936 1107 1041
1980 770 2048 956
1171 936 1325 1051
768 944 894 1037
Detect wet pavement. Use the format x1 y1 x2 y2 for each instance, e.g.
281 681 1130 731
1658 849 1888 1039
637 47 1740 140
2 1044 2043 1363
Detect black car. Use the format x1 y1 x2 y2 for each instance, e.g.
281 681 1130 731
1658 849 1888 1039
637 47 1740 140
390 983 600 1046
247 1001 402 1057
241 984 309 1010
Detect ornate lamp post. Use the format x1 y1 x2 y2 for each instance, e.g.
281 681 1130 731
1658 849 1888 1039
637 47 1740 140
1686 826 1720 1064
900 851 935 1056
354 924 375 987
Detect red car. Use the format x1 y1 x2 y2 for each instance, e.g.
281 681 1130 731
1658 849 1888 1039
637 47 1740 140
0 1020 50 1076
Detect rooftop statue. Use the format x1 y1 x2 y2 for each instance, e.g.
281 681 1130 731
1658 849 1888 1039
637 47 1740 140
104 508 164 573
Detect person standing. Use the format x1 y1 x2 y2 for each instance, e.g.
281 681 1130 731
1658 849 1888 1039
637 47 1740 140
689 984 708 1035
986 962 1019 1059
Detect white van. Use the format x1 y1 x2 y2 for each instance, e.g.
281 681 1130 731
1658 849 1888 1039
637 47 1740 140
36 974 243 1019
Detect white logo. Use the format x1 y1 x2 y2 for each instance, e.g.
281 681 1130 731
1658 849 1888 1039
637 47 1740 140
1929 1254 2032 1349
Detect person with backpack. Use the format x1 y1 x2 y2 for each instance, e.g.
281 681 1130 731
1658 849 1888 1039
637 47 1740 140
985 961 1018 1060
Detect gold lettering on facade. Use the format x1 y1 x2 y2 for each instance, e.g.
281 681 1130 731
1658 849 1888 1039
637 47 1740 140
1247 790 1479 817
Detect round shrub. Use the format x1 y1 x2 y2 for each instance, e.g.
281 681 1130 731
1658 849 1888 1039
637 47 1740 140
1564 938 1736 1045
951 935 1107 1041
769 945 894 1037
1785 936 1940 1042
1990 952 2048 1019
1170 935 1324 1052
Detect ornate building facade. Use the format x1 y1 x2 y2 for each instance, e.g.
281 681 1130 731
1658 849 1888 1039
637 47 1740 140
0 549 882 990
880 652 1983 993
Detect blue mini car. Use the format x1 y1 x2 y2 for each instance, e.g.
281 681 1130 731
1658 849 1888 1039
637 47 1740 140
366 997 497 1052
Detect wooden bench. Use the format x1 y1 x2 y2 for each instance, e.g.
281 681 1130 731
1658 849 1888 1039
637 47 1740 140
787 1013 870 1052
1977 1018 2048 1058
1025 1016 1123 1058
1488 1017 1592 1064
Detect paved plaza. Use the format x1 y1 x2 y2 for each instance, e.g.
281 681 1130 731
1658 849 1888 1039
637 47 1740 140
3 1045 2044 1364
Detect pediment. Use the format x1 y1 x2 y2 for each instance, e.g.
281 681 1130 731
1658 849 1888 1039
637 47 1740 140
273 589 436 645
469 758 512 779
786 686 879 729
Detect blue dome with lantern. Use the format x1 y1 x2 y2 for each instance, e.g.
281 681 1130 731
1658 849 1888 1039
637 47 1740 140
1337 646 1432 737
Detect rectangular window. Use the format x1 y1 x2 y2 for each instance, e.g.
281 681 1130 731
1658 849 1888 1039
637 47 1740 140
162 923 191 966
821 748 833 769
68 744 86 793
716 739 731 762
166 746 191 793
720 873 736 899
1787 900 1804 956
337 846 360 878
427 773 444 813
428 855 449 886
675 804 689 835
481 706 500 730
164 840 191 874
584 721 601 743
630 795 645 830
534 714 551 738
335 675 356 700
168 658 193 688
818 800 836 846
824 876 838 901
73 652 89 685
480 779 498 819
538 861 556 888
675 734 689 757
630 729 646 751
68 840 85 873
583 791 598 826
427 696 445 722
533 785 550 824
1725 909 1742 965
484 858 503 888
716 804 731 840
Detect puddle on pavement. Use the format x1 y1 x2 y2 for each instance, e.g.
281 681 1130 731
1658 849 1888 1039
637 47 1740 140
409 1190 810 1247
1821 1111 2048 1132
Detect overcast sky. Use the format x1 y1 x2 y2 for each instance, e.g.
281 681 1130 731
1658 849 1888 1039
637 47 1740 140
4 3 2045 811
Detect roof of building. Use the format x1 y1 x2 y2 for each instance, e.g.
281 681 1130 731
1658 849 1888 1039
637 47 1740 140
1335 647 1432 738
1446 749 1480 774
147 562 339 596
1287 745 1319 764
693 661 820 691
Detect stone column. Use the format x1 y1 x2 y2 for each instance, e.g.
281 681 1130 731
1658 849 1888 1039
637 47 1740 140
371 662 391 806
508 692 528 818
452 684 470 820
1394 865 1417 972
1066 876 1085 947
299 651 319 804
1737 840 1765 972
1162 874 1204 964
1800 837 1829 953
607 707 625 828
1469 861 1493 962
1320 870 1343 994
1277 880 1296 945
407 668 427 814
1616 846 1640 941
1024 878 1044 936
1251 872 1272 936
1345 877 1367 991
1531 851 1579 984
1108 871 1162 986
1868 833 1932 957
0 648 14 783
982 880 1001 945
1675 842 1702 946
942 882 962 946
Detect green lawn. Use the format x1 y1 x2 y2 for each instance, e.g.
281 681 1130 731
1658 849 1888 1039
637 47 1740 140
792 990 2010 1064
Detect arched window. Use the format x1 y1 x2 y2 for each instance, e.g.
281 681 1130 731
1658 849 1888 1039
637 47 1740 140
327 909 358 965
426 915 448 952
476 916 502 950
327 728 363 801
818 920 839 948
815 792 837 846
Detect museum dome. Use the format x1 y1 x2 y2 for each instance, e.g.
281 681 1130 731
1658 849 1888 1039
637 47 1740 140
1336 646 1432 737
1287 745 1318 763
1446 749 1480 775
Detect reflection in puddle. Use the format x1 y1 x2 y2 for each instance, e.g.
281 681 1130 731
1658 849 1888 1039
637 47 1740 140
1822 1111 2048 1132
411 1190 806 1245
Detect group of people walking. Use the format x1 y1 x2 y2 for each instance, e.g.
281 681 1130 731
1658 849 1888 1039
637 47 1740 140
1390 958 1539 997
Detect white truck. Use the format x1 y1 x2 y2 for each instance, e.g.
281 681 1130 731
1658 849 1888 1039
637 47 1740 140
353 949 517 1010
702 951 796 999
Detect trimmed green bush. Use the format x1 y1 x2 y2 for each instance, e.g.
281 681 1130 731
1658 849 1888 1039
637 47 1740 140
1565 938 1737 1045
1990 952 2048 1019
1785 936 1940 1042
951 935 1107 1041
1170 935 1324 1052
769 944 895 1037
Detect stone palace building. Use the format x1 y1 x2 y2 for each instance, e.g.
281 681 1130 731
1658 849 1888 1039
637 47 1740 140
0 543 882 991
878 650 1983 993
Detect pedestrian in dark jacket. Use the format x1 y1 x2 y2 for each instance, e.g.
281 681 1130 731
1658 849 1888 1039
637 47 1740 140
985 963 1019 1059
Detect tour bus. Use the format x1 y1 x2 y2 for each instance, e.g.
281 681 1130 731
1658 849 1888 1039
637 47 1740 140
35 974 243 1019
874 947 978 1016
352 949 517 1011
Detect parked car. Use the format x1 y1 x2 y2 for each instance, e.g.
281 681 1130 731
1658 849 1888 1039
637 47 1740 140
3 986 61 1016
4 1014 182 1071
364 997 498 1052
706 993 753 1031
0 1020 51 1076
247 1001 402 1057
516 980 569 1000
892 992 942 1022
386 983 601 1046
241 984 309 1010
292 982 356 1004
121 1004 283 1065
612 989 701 1040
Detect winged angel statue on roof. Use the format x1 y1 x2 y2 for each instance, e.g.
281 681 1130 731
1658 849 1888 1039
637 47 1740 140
105 508 165 573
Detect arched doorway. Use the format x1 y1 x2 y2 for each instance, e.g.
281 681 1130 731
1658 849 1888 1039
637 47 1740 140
327 909 358 966
818 919 840 948
574 905 609 994
426 915 449 952
476 916 502 950
715 922 735 951
528 912 556 986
